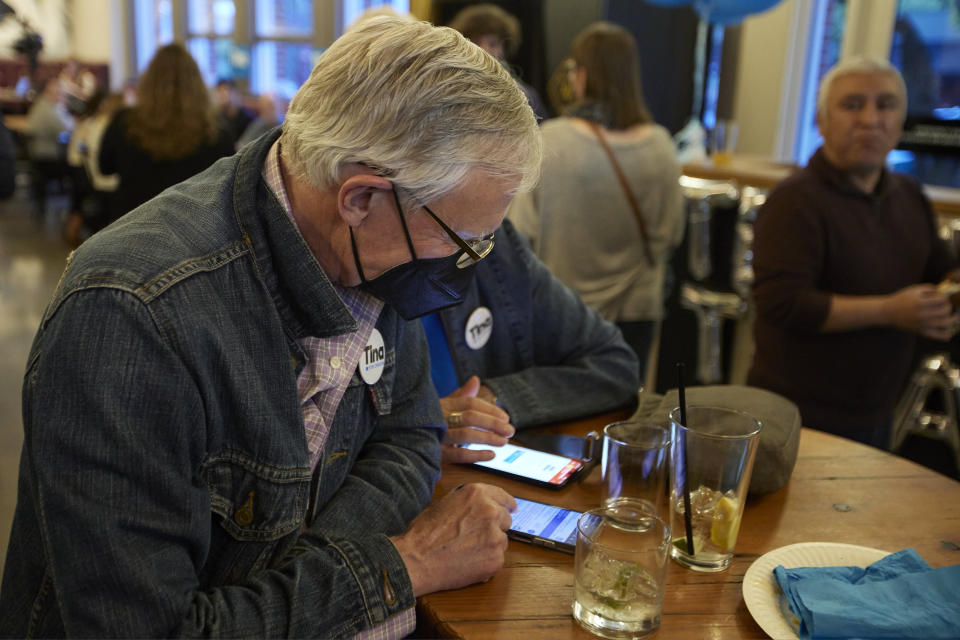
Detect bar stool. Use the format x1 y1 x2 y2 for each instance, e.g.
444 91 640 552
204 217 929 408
678 176 740 384
890 353 960 475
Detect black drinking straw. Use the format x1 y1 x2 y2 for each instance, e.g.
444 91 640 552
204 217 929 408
677 362 695 556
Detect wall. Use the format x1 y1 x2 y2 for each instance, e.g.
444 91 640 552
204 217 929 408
71 0 112 62
730 0 795 158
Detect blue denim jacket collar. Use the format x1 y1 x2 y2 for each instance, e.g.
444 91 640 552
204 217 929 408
233 128 358 341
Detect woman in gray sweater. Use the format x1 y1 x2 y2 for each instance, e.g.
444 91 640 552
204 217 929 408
510 22 685 378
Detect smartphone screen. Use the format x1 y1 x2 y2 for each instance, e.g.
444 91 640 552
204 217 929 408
508 497 585 553
462 442 583 488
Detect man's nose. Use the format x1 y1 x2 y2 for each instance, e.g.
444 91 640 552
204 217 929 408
857 101 881 126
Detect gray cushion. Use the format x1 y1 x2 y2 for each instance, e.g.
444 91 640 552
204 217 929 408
631 385 801 495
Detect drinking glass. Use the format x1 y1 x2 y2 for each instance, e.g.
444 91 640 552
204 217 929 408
573 508 670 639
668 406 761 572
710 120 739 166
601 421 670 517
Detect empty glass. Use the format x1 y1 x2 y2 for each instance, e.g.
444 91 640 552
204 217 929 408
668 406 761 572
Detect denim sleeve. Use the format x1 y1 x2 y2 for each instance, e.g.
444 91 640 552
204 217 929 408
484 243 640 428
20 287 429 638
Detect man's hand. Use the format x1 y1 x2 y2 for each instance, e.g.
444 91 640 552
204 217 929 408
884 284 955 341
440 376 514 464
390 483 516 597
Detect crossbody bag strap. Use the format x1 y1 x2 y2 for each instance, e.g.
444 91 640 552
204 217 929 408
586 120 655 268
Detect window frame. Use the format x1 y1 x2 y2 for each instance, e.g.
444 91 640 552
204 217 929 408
131 0 331 94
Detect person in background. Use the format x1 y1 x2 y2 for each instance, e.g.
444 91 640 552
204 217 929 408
58 58 97 101
98 44 234 221
748 56 959 449
422 218 640 464
510 22 685 380
235 92 283 150
63 92 125 245
0 114 15 200
448 3 548 121
0 16 541 637
63 90 103 245
215 76 255 145
24 78 71 216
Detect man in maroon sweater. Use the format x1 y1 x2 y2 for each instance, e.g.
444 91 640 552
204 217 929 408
748 56 958 448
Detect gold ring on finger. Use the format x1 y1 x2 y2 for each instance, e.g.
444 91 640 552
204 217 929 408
447 411 463 427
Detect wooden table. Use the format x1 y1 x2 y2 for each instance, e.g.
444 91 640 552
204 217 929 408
416 411 960 639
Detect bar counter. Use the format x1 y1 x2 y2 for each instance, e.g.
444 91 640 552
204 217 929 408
682 155 960 218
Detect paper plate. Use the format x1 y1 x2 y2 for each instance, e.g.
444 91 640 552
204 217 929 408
741 542 889 639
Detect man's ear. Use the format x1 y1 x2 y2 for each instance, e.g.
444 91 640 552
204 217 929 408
338 174 394 228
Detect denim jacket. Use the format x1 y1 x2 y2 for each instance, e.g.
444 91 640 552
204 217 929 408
0 129 444 638
438 220 639 428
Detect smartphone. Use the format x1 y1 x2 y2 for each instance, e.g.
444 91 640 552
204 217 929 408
508 497 588 553
461 441 584 489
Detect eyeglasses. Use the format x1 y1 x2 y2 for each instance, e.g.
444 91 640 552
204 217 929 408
421 204 495 268
391 186 495 269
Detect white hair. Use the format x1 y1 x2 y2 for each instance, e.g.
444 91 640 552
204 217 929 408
280 16 542 204
817 55 907 117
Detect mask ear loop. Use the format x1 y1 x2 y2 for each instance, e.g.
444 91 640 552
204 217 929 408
390 185 419 261
350 183 421 284
349 228 369 284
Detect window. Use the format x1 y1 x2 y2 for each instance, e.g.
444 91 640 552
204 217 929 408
134 0 175 72
131 0 331 99
186 0 237 84
795 0 847 164
888 0 960 187
340 0 409 31
252 0 316 99
256 0 313 38
890 0 960 119
252 41 314 99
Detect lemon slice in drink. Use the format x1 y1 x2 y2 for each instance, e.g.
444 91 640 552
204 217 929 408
710 496 741 551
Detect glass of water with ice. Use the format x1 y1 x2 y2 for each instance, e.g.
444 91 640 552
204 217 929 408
572 506 670 639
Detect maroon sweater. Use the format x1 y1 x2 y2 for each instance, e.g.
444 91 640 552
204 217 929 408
747 148 955 444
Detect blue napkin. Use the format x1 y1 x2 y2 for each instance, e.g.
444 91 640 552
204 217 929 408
773 548 960 639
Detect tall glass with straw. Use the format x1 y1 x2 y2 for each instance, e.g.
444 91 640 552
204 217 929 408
668 382 761 571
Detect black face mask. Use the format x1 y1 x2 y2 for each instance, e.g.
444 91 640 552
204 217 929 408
350 188 478 320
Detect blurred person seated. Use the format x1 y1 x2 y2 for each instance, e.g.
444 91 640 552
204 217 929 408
0 17 541 638
748 56 960 449
448 3 548 121
63 91 125 246
59 57 98 115
510 22 685 379
63 91 103 244
422 219 640 464
24 78 72 216
0 113 15 200
235 92 283 150
98 44 234 223
214 76 254 145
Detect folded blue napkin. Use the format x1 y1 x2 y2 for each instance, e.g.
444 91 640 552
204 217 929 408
773 548 960 639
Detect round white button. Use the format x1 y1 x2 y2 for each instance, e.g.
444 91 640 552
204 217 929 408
329 356 342 369
358 329 386 385
465 306 493 350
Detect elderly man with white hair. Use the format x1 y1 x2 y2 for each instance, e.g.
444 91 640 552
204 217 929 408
0 17 541 638
748 56 958 449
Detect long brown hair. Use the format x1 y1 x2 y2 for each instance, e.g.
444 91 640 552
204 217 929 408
570 22 652 130
126 44 219 160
